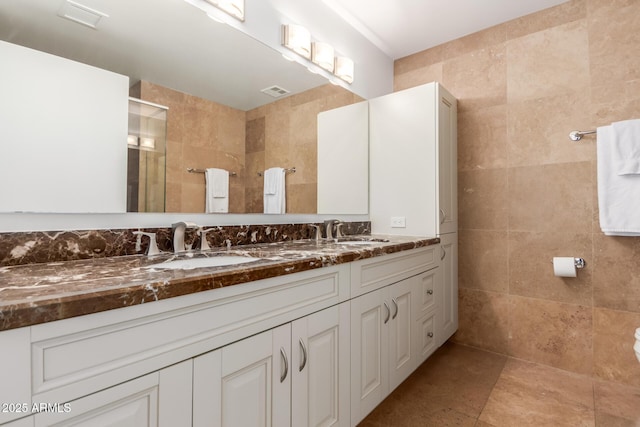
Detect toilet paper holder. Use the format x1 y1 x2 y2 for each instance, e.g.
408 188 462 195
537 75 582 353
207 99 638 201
551 257 586 268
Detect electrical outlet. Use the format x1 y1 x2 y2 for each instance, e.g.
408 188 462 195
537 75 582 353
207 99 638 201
390 216 406 228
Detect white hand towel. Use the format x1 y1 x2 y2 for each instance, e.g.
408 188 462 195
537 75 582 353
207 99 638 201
611 119 640 175
597 125 640 235
263 167 285 214
205 168 229 213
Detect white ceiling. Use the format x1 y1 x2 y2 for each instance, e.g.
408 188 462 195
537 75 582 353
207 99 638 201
321 0 570 59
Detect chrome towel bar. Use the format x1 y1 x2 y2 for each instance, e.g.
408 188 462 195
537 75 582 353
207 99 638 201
569 130 596 141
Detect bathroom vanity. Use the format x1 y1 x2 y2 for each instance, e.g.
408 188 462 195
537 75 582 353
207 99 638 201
0 236 456 427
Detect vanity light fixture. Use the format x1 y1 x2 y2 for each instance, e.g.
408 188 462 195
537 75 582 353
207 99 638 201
205 0 244 21
127 135 139 147
334 56 354 84
282 24 312 59
311 42 335 72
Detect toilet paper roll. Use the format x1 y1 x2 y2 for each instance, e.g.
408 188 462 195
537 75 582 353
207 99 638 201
553 257 577 277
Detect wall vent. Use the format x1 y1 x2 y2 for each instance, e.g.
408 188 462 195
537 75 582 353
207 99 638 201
261 85 290 98
58 0 109 29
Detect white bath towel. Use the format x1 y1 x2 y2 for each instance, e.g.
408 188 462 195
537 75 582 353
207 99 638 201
205 168 229 213
611 119 640 175
263 167 285 214
597 125 640 236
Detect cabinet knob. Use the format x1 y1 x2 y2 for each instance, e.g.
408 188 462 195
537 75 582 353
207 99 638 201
427 289 434 295
427 332 434 338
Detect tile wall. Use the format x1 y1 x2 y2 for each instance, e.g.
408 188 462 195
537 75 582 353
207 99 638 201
394 0 640 386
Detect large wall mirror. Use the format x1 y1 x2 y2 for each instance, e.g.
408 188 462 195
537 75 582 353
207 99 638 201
0 0 367 215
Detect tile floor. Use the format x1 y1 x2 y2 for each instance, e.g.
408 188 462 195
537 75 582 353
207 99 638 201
359 342 640 427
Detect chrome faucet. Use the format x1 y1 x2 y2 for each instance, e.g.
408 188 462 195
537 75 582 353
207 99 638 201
172 221 198 253
324 219 340 239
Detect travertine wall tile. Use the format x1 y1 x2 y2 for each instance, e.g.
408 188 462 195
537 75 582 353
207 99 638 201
396 0 640 386
459 230 509 293
593 308 640 386
508 296 593 374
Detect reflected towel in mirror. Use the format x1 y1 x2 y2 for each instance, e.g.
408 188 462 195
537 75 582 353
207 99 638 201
205 168 229 213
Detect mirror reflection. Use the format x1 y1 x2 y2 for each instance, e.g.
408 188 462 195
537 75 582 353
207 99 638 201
0 0 364 214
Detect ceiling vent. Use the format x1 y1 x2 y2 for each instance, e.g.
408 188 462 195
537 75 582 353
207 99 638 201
261 85 290 98
58 0 109 30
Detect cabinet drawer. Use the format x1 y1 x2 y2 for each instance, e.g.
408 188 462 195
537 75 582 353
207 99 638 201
413 267 441 319
415 312 437 365
351 247 437 297
30 265 348 404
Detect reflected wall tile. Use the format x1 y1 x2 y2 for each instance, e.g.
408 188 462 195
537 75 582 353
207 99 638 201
508 296 593 374
454 288 510 354
246 117 265 154
593 234 640 313
458 168 508 231
508 162 592 233
506 20 590 102
286 183 316 213
289 143 316 185
479 359 595 427
289 100 321 147
442 45 507 112
594 379 640 424
215 107 245 154
457 104 507 171
181 182 204 213
507 92 595 167
508 231 593 305
458 229 508 293
593 308 640 387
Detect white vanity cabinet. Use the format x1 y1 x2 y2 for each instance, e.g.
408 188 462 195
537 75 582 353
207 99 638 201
349 247 442 426
193 302 350 427
6 361 192 427
0 244 454 427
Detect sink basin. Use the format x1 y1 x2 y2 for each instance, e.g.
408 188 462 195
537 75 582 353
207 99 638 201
335 237 390 245
144 256 261 270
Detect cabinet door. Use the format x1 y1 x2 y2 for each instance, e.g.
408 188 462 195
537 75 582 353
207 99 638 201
292 302 350 427
193 325 291 427
350 288 388 426
439 233 459 345
34 372 161 426
437 87 458 235
387 278 414 392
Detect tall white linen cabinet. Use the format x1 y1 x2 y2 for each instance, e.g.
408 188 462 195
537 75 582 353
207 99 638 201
353 81 458 423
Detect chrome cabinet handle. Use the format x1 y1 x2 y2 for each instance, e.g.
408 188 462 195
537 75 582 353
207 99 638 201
427 289 434 295
391 298 398 320
427 332 434 338
439 208 446 225
440 246 446 261
299 338 307 372
383 302 390 324
280 347 288 383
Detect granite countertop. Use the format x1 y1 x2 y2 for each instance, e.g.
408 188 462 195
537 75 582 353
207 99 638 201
0 235 439 331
